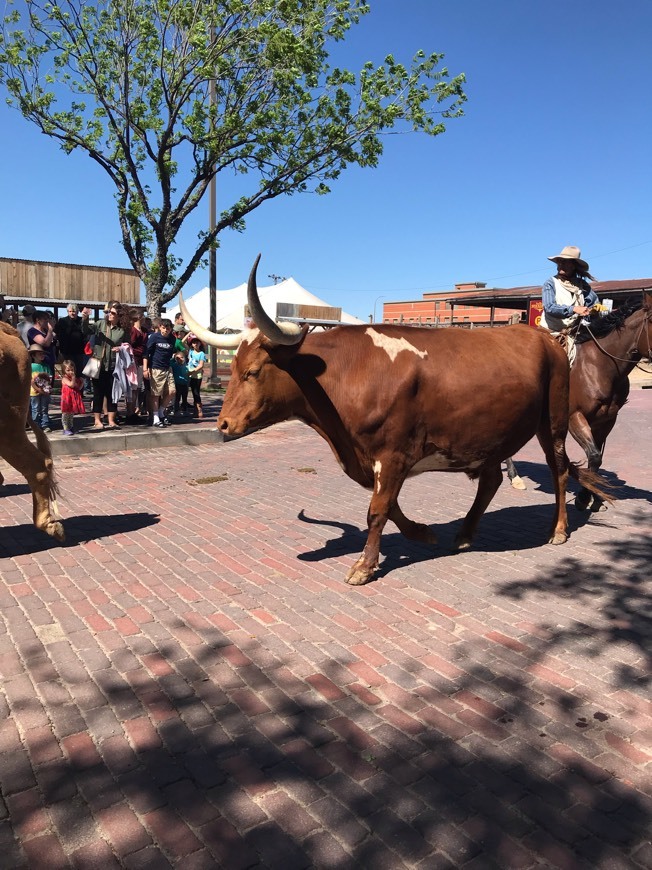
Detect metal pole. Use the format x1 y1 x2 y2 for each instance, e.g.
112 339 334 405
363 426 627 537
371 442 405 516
207 62 219 388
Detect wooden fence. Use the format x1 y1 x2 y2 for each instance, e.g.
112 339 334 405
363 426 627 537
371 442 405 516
0 257 140 305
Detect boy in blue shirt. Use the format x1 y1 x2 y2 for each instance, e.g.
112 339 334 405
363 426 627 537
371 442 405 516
143 319 176 427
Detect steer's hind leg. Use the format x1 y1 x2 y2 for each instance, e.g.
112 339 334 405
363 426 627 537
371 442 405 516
388 502 437 546
536 427 569 545
454 462 503 551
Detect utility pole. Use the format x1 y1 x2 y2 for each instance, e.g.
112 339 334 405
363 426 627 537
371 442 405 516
268 273 287 285
207 32 219 389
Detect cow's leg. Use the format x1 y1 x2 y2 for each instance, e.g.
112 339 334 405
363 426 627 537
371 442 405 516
569 410 603 511
0 439 64 541
346 467 406 586
388 502 437 546
454 462 503 550
505 457 526 490
536 428 569 545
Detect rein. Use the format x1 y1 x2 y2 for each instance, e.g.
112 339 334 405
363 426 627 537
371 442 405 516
581 309 652 373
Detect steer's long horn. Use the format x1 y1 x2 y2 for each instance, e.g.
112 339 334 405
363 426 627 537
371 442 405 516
248 254 303 346
179 293 243 349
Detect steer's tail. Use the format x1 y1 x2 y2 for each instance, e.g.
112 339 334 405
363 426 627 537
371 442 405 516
28 416 61 515
568 462 616 505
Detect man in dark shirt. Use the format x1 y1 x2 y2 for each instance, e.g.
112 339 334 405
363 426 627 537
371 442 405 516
143 319 177 427
56 303 88 375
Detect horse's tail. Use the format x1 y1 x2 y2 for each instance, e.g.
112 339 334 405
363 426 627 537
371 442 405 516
28 416 62 515
568 462 616 505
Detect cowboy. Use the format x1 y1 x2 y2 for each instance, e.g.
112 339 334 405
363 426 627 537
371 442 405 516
539 246 599 365
540 245 598 333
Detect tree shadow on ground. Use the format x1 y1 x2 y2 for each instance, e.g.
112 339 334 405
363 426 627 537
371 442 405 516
0 512 160 558
497 517 652 689
1 589 650 868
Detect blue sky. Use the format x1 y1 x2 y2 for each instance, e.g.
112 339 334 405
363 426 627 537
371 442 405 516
1 0 651 321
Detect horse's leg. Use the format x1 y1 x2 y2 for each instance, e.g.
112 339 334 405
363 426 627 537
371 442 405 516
587 424 617 513
535 425 569 544
346 464 406 586
0 437 64 541
388 501 437 546
454 462 503 550
569 410 602 511
505 457 527 490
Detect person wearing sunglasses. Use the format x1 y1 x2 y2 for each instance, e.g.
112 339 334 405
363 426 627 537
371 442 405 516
82 301 132 430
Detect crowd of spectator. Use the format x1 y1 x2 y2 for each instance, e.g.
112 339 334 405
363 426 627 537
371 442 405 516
5 299 208 435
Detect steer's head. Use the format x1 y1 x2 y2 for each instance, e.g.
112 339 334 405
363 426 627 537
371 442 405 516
179 255 308 438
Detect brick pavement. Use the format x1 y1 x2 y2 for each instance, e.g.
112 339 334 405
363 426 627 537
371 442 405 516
0 390 650 868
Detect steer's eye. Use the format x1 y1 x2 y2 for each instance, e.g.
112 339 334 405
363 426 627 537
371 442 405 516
244 368 260 381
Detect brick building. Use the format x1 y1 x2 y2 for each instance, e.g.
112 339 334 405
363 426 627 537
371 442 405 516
380 278 652 328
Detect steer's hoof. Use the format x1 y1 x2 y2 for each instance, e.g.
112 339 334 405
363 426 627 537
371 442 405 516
548 531 568 545
345 559 376 586
510 475 527 491
406 523 438 546
590 498 608 513
452 535 472 552
46 521 65 542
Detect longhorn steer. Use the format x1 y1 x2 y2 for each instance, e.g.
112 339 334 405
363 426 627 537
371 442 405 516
0 322 64 541
181 256 609 586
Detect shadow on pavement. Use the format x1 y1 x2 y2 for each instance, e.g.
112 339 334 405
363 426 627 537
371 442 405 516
0 512 160 557
508 460 652 505
295 503 596 579
1 602 649 867
497 519 652 689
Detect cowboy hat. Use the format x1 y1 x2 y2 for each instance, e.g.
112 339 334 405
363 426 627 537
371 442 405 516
548 245 589 272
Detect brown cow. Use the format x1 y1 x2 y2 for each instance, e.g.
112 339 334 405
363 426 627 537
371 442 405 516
0 322 64 541
181 256 609 586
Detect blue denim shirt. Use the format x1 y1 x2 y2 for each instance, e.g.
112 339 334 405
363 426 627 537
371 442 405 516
541 276 598 318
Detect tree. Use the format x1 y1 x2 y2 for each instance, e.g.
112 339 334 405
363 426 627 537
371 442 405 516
0 1 466 315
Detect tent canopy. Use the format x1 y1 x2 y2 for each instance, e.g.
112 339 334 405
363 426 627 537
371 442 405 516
168 277 362 331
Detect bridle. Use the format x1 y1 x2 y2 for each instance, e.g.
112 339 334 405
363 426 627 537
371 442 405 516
581 306 652 372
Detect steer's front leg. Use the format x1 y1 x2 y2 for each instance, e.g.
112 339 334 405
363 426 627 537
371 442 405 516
346 464 405 586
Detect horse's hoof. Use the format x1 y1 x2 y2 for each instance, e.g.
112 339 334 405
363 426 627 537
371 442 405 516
510 476 527 491
590 499 608 513
548 531 568 545
453 536 472 552
574 494 591 511
46 521 65 542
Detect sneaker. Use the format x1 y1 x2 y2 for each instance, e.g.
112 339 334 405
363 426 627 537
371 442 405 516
42 426 52 433
63 429 74 436
162 418 171 427
153 420 165 428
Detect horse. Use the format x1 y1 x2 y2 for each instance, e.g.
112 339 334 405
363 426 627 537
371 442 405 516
507 292 652 511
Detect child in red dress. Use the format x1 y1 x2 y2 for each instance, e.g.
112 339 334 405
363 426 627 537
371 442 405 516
60 359 86 435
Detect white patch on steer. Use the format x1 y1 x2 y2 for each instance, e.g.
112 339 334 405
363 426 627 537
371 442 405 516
373 460 382 493
409 452 484 475
365 328 428 363
235 328 260 355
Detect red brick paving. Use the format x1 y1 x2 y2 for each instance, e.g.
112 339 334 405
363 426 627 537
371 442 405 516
0 391 650 868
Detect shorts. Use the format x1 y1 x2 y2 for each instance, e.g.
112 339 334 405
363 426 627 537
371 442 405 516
150 368 176 397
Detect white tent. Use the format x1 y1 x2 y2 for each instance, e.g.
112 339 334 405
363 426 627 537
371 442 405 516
167 277 362 330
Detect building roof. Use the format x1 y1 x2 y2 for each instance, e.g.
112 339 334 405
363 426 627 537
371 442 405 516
434 278 652 311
